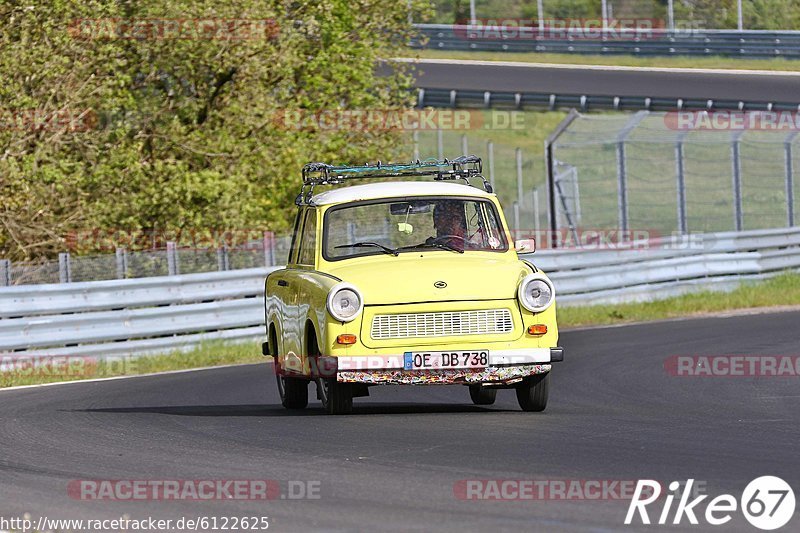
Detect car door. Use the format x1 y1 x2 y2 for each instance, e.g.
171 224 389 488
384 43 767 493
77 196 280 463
268 208 304 372
283 207 318 370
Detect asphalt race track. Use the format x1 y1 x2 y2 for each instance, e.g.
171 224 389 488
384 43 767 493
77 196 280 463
400 58 800 105
1 310 799 532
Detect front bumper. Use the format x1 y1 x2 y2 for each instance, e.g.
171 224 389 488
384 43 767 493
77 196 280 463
317 347 564 385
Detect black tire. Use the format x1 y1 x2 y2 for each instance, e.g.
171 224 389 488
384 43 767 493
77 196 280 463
516 373 550 412
469 384 497 405
277 373 308 410
318 377 353 415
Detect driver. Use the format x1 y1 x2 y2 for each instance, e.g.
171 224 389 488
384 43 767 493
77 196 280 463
429 200 467 248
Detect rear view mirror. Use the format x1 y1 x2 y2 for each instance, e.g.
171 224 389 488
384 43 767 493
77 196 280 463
390 202 431 215
515 239 536 253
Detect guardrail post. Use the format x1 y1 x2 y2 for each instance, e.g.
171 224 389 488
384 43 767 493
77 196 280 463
58 252 71 283
263 231 275 267
115 248 128 279
731 131 744 231
461 134 468 157
785 132 797 227
437 128 443 160
513 201 520 233
412 131 419 161
166 241 179 276
533 189 541 233
487 140 495 190
0 259 10 286
675 132 689 234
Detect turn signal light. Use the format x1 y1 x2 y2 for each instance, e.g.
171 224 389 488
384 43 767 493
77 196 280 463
527 324 548 336
336 334 357 345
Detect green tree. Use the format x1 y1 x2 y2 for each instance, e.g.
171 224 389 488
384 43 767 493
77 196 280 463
0 0 430 260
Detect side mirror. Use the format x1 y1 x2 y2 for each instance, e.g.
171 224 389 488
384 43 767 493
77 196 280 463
515 239 536 254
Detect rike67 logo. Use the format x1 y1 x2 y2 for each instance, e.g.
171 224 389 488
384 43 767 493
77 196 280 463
626 477 795 530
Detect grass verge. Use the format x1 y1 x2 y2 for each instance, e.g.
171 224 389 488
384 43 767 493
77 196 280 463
559 272 800 328
2 273 799 389
406 49 800 72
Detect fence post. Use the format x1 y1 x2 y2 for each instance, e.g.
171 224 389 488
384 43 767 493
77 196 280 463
167 241 179 276
58 252 71 283
0 259 10 286
263 231 275 267
412 131 419 161
675 132 689 234
217 246 230 271
487 140 495 190
545 109 580 248
616 111 649 239
616 143 628 234
785 132 797 227
533 189 540 233
461 134 468 157
513 201 520 234
515 148 524 229
731 131 744 231
115 248 128 279
437 129 444 160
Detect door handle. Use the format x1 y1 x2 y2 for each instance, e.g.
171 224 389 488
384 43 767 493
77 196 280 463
277 280 289 287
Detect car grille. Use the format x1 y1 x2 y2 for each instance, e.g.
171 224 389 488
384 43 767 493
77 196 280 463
370 309 514 339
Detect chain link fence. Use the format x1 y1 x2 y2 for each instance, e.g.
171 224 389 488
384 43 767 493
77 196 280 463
412 130 546 233
546 111 798 238
0 233 291 286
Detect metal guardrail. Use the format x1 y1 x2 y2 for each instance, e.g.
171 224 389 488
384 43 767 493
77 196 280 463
413 24 800 59
417 87 800 113
1 228 799 357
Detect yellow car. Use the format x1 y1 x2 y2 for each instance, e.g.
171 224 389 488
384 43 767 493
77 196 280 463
263 157 563 414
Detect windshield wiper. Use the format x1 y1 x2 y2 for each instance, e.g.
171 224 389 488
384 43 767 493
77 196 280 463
334 242 399 256
396 241 464 254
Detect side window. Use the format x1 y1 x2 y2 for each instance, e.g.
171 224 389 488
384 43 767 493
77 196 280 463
288 208 304 265
297 209 317 266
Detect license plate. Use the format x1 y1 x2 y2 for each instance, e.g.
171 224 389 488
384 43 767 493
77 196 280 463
403 351 489 370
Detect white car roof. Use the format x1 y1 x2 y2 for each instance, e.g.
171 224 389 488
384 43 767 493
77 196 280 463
311 181 494 206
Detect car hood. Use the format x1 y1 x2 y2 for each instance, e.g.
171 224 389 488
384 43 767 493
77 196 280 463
324 253 530 305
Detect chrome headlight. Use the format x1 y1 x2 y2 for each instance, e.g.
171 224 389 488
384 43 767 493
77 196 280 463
518 274 555 313
326 283 363 322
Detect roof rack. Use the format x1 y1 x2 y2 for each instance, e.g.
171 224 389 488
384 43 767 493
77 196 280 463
296 156 492 205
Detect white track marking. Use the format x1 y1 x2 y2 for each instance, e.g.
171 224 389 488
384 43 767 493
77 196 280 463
393 57 800 77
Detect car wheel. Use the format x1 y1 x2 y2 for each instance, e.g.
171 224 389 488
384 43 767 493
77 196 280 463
276 373 308 410
469 384 497 405
516 373 549 412
318 377 353 415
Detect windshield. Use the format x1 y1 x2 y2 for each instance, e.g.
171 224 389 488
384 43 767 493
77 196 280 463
323 197 508 260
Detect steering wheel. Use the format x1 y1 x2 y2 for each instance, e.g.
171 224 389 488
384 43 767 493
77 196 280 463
431 234 468 245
